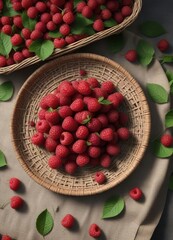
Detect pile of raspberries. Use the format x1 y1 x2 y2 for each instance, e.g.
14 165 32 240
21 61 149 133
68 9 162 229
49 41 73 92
31 75 130 175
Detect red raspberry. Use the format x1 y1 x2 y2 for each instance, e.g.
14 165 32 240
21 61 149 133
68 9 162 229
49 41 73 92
56 144 70 158
27 6 38 19
90 158 100 167
88 0 98 10
52 13 63 24
119 112 128 126
93 87 108 98
12 2 22 11
45 109 60 125
114 12 124 23
62 116 78 132
125 49 138 62
11 34 23 46
161 134 173 147
25 39 33 48
106 143 120 156
101 81 115 94
60 81 75 97
60 132 74 145
9 177 21 191
76 126 89 139
1 16 11 25
82 6 93 18
88 133 101 146
54 38 66 48
22 48 33 58
83 96 92 105
74 110 92 124
35 1 47 12
40 13 52 24
93 19 104 32
49 125 63 140
50 3 59 13
65 35 76 44
107 93 120 108
72 140 87 154
38 109 46 120
40 94 59 109
121 6 132 17
114 92 124 104
1 25 12 35
59 106 73 118
117 127 130 140
63 12 75 24
10 196 24 209
29 120 35 127
79 69 87 76
31 132 45 146
100 128 114 141
76 153 90 167
106 0 119 11
48 155 62 169
0 1 3 11
13 16 23 29
30 29 43 40
35 22 47 32
21 0 33 9
89 223 101 238
94 172 106 184
157 39 170 52
64 161 77 174
6 56 14 66
76 1 86 13
88 146 101 158
101 8 112 20
77 80 92 95
51 0 65 7
129 187 143 200
45 137 57 152
36 120 50 133
107 110 119 123
100 154 111 168
0 56 7 67
59 23 71 36
57 93 71 106
87 118 102 132
61 214 75 228
87 98 101 112
87 77 100 88
2 235 12 240
13 52 24 63
122 0 133 5
70 98 84 112
47 21 57 31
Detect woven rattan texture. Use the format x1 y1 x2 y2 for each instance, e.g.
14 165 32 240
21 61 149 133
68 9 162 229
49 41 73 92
1 0 142 74
11 53 150 196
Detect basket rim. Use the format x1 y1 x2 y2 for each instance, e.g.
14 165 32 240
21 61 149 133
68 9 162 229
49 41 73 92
11 52 151 196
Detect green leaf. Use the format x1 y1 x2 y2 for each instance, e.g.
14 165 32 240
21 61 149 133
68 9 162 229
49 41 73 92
136 39 155 66
22 11 37 30
98 97 112 105
82 115 91 124
0 150 7 167
146 83 169 104
168 175 173 190
0 81 14 101
2 0 18 16
166 70 173 94
102 195 125 219
71 13 94 35
160 55 173 64
139 21 166 37
107 33 126 53
0 32 12 57
36 209 54 236
151 139 173 158
29 40 54 61
49 31 63 38
165 110 173 128
104 18 117 28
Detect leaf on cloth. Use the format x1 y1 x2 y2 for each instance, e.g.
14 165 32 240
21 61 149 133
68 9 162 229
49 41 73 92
102 195 125 219
0 81 14 101
36 209 54 236
165 110 173 128
146 83 169 104
151 139 173 158
136 39 155 66
160 55 173 64
138 21 166 37
0 32 12 57
29 40 54 61
0 150 7 167
168 175 173 191
106 33 126 53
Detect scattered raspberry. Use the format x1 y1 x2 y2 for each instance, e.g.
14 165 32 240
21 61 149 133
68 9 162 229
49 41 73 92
157 39 170 52
36 119 50 133
76 153 90 167
94 172 106 184
48 155 62 169
93 19 104 32
10 196 24 209
160 134 173 147
72 139 87 154
61 214 75 228
9 177 21 191
60 132 74 145
100 128 114 141
31 132 45 146
89 223 101 238
129 187 143 200
125 50 138 62
1 235 12 240
117 127 130 140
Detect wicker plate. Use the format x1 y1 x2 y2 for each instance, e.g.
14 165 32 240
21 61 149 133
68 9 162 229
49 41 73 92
11 53 150 196
1 0 142 75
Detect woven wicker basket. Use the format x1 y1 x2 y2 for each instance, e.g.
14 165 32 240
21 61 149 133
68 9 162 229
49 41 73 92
11 53 150 196
1 0 142 75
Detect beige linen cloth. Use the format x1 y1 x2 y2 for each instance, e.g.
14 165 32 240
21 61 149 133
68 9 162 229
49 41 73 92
0 31 172 240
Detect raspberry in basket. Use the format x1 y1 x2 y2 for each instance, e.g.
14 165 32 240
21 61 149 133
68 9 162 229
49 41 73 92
48 155 62 169
94 172 106 184
31 132 45 146
76 153 90 167
89 223 101 238
61 214 75 228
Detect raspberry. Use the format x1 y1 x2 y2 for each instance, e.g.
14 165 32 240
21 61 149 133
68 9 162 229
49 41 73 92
31 132 45 146
87 77 100 88
100 154 111 168
22 48 33 58
125 49 138 62
59 106 73 118
27 6 38 19
106 144 120 156
13 52 24 63
160 134 173 147
36 119 50 133
49 125 63 140
40 94 59 109
2 235 12 240
63 12 75 24
10 196 24 209
65 35 76 44
60 132 74 145
114 12 124 24
90 158 100 166
25 39 33 48
64 1 73 11
64 161 77 174
122 0 133 6
87 98 101 112
52 13 63 24
2 25 12 35
129 187 143 200
72 140 87 154
0 56 7 67
82 6 93 18
114 92 124 104
50 3 59 13
11 34 23 46
13 16 23 29
54 38 66 48
93 88 108 98
12 2 22 11
21 0 33 9
100 128 114 141
40 13 52 24
117 127 130 140
76 1 86 13
1 16 11 25
70 98 84 112
35 1 47 12
157 39 170 52
35 22 47 32
94 172 106 184
48 155 62 169
76 153 90 167
88 133 101 146
87 118 102 132
45 109 60 125
9 177 21 191
61 214 75 228
121 6 132 17
77 80 92 95
30 29 43 40
101 81 115 94
59 23 71 36
6 56 14 66
107 93 120 108
59 81 76 97
75 110 92 124
76 126 89 139
101 8 112 20
107 110 119 123
57 93 71 106
88 146 101 158
93 19 104 31
119 112 128 126
45 137 57 152
47 21 57 31
56 144 70 158
38 109 46 120
62 116 78 132
51 0 65 7
79 69 87 76
89 223 101 238
29 120 35 127
88 0 98 10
